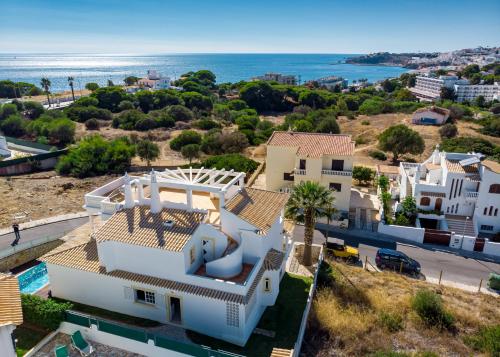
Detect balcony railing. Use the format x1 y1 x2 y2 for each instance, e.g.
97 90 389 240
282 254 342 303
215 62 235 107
321 169 352 177
294 169 307 175
465 191 479 200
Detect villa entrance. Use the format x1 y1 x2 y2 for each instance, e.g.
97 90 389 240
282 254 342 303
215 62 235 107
435 198 442 212
168 296 182 324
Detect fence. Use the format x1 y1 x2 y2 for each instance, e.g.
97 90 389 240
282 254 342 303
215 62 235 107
291 246 324 357
64 311 244 357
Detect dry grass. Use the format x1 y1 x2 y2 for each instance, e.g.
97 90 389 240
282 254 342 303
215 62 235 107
304 259 500 356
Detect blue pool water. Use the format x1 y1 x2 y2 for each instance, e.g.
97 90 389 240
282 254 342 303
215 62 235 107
18 262 49 294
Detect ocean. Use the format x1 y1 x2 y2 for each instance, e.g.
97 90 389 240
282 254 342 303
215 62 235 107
0 53 408 93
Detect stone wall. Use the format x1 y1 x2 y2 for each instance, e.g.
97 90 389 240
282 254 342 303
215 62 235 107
0 239 63 272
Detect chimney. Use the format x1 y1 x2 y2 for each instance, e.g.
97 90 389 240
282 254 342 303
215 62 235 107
123 173 135 209
150 169 162 213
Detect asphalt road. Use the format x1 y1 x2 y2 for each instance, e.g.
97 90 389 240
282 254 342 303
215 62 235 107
0 217 89 250
293 225 500 288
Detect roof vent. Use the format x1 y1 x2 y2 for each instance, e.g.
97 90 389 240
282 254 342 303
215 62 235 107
163 220 175 228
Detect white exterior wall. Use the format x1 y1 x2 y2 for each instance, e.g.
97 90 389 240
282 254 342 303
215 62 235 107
454 84 500 102
378 223 425 243
483 241 500 257
46 264 253 345
265 145 297 191
475 168 500 233
0 324 16 357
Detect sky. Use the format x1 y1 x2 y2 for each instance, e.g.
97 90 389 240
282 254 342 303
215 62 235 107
0 0 499 54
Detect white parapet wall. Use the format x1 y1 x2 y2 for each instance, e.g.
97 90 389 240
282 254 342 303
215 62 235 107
483 240 500 257
377 222 425 244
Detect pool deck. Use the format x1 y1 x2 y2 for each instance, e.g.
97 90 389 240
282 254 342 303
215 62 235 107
35 284 51 298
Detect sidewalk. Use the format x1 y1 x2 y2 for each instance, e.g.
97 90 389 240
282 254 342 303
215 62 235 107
317 223 500 264
0 212 89 236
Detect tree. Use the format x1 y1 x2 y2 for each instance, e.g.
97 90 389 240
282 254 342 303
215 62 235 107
474 95 486 108
461 64 480 79
67 76 75 101
40 77 51 106
181 144 200 164
201 154 258 173
91 86 128 112
166 105 194 122
124 76 140 86
298 90 327 109
440 87 455 101
0 114 27 137
286 181 334 266
439 123 458 138
394 88 416 102
85 82 99 91
352 166 375 186
169 130 202 151
293 120 313 132
136 139 159 168
315 117 340 134
378 124 425 161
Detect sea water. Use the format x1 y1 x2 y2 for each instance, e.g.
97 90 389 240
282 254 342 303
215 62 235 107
0 53 407 92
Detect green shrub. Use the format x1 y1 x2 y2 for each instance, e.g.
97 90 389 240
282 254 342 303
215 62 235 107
21 294 73 331
85 118 99 130
193 119 221 130
488 273 500 290
170 130 202 151
439 123 458 139
166 105 194 122
56 135 135 178
65 105 112 122
201 154 258 174
378 311 404 332
361 120 370 125
369 150 387 161
411 289 454 329
0 114 27 137
463 325 500 356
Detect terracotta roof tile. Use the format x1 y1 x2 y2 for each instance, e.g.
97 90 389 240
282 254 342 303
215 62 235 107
42 241 284 305
94 206 204 252
266 131 354 158
225 188 289 234
445 159 479 174
0 273 23 326
482 160 500 174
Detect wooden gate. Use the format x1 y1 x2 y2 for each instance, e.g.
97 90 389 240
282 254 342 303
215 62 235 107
424 228 451 246
474 237 485 252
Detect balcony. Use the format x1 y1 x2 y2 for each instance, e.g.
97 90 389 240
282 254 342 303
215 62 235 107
294 168 307 175
465 191 479 201
321 169 352 177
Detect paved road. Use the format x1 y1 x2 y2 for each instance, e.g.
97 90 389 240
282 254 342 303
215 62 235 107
0 217 89 250
293 225 500 288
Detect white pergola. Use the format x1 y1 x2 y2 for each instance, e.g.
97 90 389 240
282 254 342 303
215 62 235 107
129 167 246 211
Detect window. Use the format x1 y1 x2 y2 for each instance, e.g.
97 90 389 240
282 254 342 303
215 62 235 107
481 225 494 231
484 207 488 215
226 302 239 327
283 172 294 181
263 278 271 292
495 208 498 217
299 159 306 170
489 206 494 216
329 183 342 191
135 289 155 305
331 160 344 171
190 246 196 265
489 184 500 194
420 197 431 206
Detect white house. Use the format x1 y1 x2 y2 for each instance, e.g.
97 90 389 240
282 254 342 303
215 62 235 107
138 70 171 90
0 273 23 357
0 136 11 158
398 148 500 237
251 73 297 85
411 106 450 125
42 168 292 346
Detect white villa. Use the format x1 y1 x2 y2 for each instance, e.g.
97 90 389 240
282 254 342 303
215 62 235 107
138 70 171 90
398 148 500 237
42 168 292 346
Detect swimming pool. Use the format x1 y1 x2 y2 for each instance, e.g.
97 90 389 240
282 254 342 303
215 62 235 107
18 262 49 294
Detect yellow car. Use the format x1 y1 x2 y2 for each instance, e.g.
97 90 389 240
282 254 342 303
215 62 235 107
326 239 359 262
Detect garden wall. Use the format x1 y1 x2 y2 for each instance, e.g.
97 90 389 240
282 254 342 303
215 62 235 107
377 222 425 244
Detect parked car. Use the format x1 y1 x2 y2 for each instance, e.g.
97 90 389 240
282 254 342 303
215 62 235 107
375 248 421 276
326 238 359 262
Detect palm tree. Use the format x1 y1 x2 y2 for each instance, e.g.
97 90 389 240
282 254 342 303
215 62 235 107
286 181 334 266
67 76 75 101
322 205 338 243
40 77 51 106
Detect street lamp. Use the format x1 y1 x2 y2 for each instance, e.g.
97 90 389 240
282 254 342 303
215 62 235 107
460 216 470 250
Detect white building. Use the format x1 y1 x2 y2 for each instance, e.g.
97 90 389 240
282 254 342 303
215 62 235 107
251 73 297 85
0 136 11 158
138 70 171 90
454 83 500 103
411 106 450 125
410 74 500 103
311 76 348 90
398 148 500 237
42 168 292 346
0 273 23 357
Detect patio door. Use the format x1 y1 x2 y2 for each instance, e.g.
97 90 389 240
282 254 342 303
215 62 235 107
168 296 182 324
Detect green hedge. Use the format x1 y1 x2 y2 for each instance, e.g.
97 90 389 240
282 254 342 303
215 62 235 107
488 273 500 290
21 294 73 330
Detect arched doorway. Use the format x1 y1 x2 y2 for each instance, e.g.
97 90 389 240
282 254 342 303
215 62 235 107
435 198 442 212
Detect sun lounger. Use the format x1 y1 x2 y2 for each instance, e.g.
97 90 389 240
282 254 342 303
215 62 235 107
54 345 69 357
70 330 94 356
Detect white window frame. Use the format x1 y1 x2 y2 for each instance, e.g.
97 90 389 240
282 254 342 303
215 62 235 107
134 288 156 305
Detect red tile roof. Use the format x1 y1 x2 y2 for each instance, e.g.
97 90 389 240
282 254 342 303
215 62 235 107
266 131 355 158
